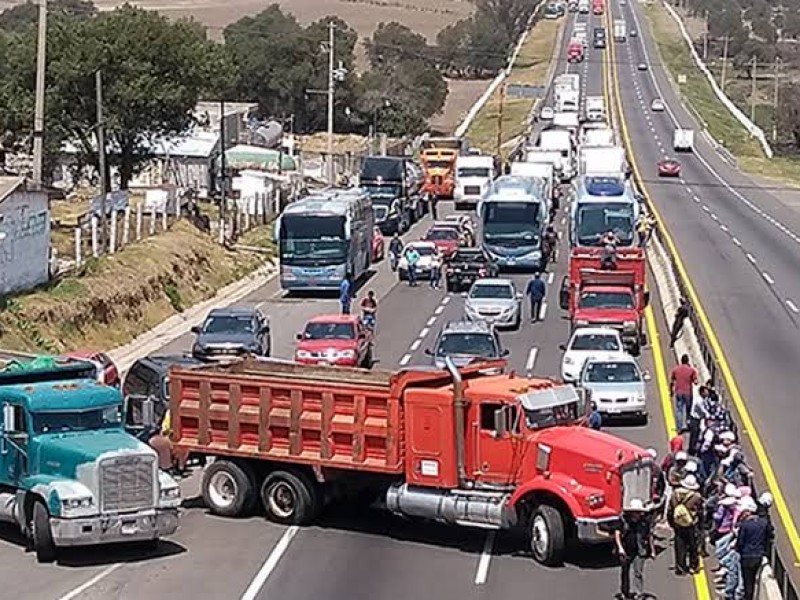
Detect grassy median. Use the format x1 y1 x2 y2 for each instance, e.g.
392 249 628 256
643 2 800 187
467 17 563 158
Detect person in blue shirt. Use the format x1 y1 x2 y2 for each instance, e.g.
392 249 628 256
587 401 602 430
525 272 546 322
339 272 353 314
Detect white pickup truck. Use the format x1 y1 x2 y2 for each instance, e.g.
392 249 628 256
673 128 695 152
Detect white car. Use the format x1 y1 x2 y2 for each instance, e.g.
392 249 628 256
397 241 438 281
540 106 555 121
637 63 648 71
464 278 522 329
580 353 650 422
560 327 625 382
651 98 665 112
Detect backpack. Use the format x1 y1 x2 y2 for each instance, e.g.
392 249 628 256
672 491 696 528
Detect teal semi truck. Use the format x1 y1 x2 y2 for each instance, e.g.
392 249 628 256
0 354 181 562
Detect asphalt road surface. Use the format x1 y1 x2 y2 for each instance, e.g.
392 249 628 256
0 10 702 600
610 0 800 571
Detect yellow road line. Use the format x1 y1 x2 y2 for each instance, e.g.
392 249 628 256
602 8 710 599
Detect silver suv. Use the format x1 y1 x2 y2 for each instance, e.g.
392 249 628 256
426 320 509 369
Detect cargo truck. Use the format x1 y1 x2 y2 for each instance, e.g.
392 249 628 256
421 137 464 200
170 358 655 566
0 352 181 562
559 248 649 354
614 19 626 42
673 128 695 152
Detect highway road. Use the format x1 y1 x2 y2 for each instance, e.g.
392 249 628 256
609 0 800 571
0 10 700 600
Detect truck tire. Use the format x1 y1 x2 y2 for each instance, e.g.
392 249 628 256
202 460 258 518
32 501 57 563
261 470 319 526
530 505 565 566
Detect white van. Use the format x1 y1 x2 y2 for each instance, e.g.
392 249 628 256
510 161 555 218
539 130 575 181
454 154 496 210
581 126 616 147
579 145 628 177
552 112 580 136
585 96 605 122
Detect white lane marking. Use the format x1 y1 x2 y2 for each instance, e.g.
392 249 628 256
547 272 554 285
58 564 124 600
427 316 437 327
720 224 729 232
539 301 548 320
410 339 421 351
241 526 300 600
400 354 412 366
701 205 710 212
474 531 496 585
685 186 692 194
762 272 775 285
525 347 539 373
710 213 719 222
732 237 742 247
692 195 700 203
786 299 799 314
746 253 757 264
435 305 445 315
442 296 451 305
419 327 430 338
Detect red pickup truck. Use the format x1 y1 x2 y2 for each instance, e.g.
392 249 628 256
295 314 373 368
567 41 584 63
560 247 649 354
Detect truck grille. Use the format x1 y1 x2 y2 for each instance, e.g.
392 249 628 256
621 460 653 509
463 185 481 195
100 455 155 513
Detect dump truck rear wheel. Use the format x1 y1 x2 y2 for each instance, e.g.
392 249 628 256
32 501 57 563
530 504 565 566
261 470 319 525
202 460 257 518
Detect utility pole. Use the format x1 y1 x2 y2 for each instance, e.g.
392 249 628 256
219 99 227 244
702 10 709 62
496 84 506 158
31 0 47 188
326 21 335 186
750 55 757 124
95 70 108 252
720 36 730 93
772 57 781 143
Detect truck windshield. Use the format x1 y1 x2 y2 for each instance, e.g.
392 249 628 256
579 291 635 309
280 214 347 266
482 202 541 245
576 202 634 246
363 183 401 199
524 401 583 429
436 334 497 358
303 322 356 340
585 362 640 383
426 160 452 170
458 167 490 178
33 406 122 434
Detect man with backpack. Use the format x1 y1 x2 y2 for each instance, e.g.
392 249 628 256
668 474 704 575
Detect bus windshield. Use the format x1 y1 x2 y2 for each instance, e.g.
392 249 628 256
576 202 634 246
482 202 541 246
280 215 347 266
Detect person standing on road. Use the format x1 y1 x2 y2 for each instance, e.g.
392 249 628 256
430 250 442 289
587 401 602 430
736 496 772 600
668 474 704 575
339 272 354 314
389 233 403 271
669 297 691 348
430 194 438 220
670 354 698 433
405 245 420 287
614 498 654 600
526 272 546 323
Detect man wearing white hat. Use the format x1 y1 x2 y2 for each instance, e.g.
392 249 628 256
668 474 703 575
736 496 771 600
614 498 654 600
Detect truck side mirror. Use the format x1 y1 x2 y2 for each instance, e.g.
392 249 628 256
558 343 567 351
642 370 652 381
559 276 570 310
493 407 509 438
142 398 156 429
2 403 15 433
190 325 202 335
296 332 303 341
424 348 434 356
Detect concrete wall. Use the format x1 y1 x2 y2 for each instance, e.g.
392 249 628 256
0 186 51 295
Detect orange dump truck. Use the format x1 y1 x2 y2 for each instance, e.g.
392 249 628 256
170 357 655 565
420 137 463 200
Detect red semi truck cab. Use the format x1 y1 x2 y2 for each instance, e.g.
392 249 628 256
592 0 605 14
169 357 655 566
560 247 649 354
567 41 585 63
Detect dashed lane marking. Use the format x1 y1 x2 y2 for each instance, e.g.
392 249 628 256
427 316 437 327
58 564 124 600
539 301 548 320
474 531 496 585
419 327 430 339
241 526 300 600
746 253 757 264
786 299 799 314
400 353 411 366
763 272 775 285
410 339 421 352
442 296 451 305
435 305 445 315
732 237 742 247
720 225 728 233
525 347 539 374
547 272 555 285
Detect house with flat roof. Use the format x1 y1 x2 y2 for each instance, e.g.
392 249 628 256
0 177 51 295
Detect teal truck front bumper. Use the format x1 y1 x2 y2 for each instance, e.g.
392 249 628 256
50 508 179 546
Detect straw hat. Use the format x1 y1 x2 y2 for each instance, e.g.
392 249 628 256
626 498 647 512
681 474 700 491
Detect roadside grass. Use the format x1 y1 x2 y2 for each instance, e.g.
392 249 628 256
466 17 563 158
0 220 273 353
644 2 800 188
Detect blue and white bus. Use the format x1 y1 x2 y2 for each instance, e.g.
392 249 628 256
568 175 640 248
275 188 374 291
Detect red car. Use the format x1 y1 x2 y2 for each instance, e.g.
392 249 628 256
657 159 681 177
295 314 373 368
372 226 385 262
567 42 584 63
63 350 120 386
423 225 462 257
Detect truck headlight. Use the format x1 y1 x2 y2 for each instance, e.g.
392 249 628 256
338 350 356 359
160 486 181 500
62 497 93 510
575 319 589 326
296 350 313 359
587 492 605 509
623 320 637 331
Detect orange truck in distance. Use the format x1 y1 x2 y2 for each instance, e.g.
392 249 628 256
169 357 655 565
420 136 464 200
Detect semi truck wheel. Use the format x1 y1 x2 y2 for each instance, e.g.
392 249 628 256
530 505 565 566
32 501 57 563
261 470 319 525
201 460 257 518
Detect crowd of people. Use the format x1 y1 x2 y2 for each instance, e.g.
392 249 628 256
614 354 774 600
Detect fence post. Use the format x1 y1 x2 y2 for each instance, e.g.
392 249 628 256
162 207 168 231
236 207 243 235
149 209 156 236
110 209 118 254
91 216 99 257
175 196 181 219
123 205 131 246
244 205 250 231
74 227 82 268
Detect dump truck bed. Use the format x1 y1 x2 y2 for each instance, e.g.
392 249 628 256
169 358 404 473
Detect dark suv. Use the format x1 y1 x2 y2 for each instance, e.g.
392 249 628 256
191 306 271 360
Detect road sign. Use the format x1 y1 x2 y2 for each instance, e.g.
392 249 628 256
506 84 546 98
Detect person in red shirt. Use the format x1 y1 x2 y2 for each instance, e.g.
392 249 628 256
670 354 698 433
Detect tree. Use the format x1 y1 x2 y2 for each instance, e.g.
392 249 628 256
473 0 533 42
777 81 800 150
436 19 473 76
0 0 95 31
367 21 431 68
